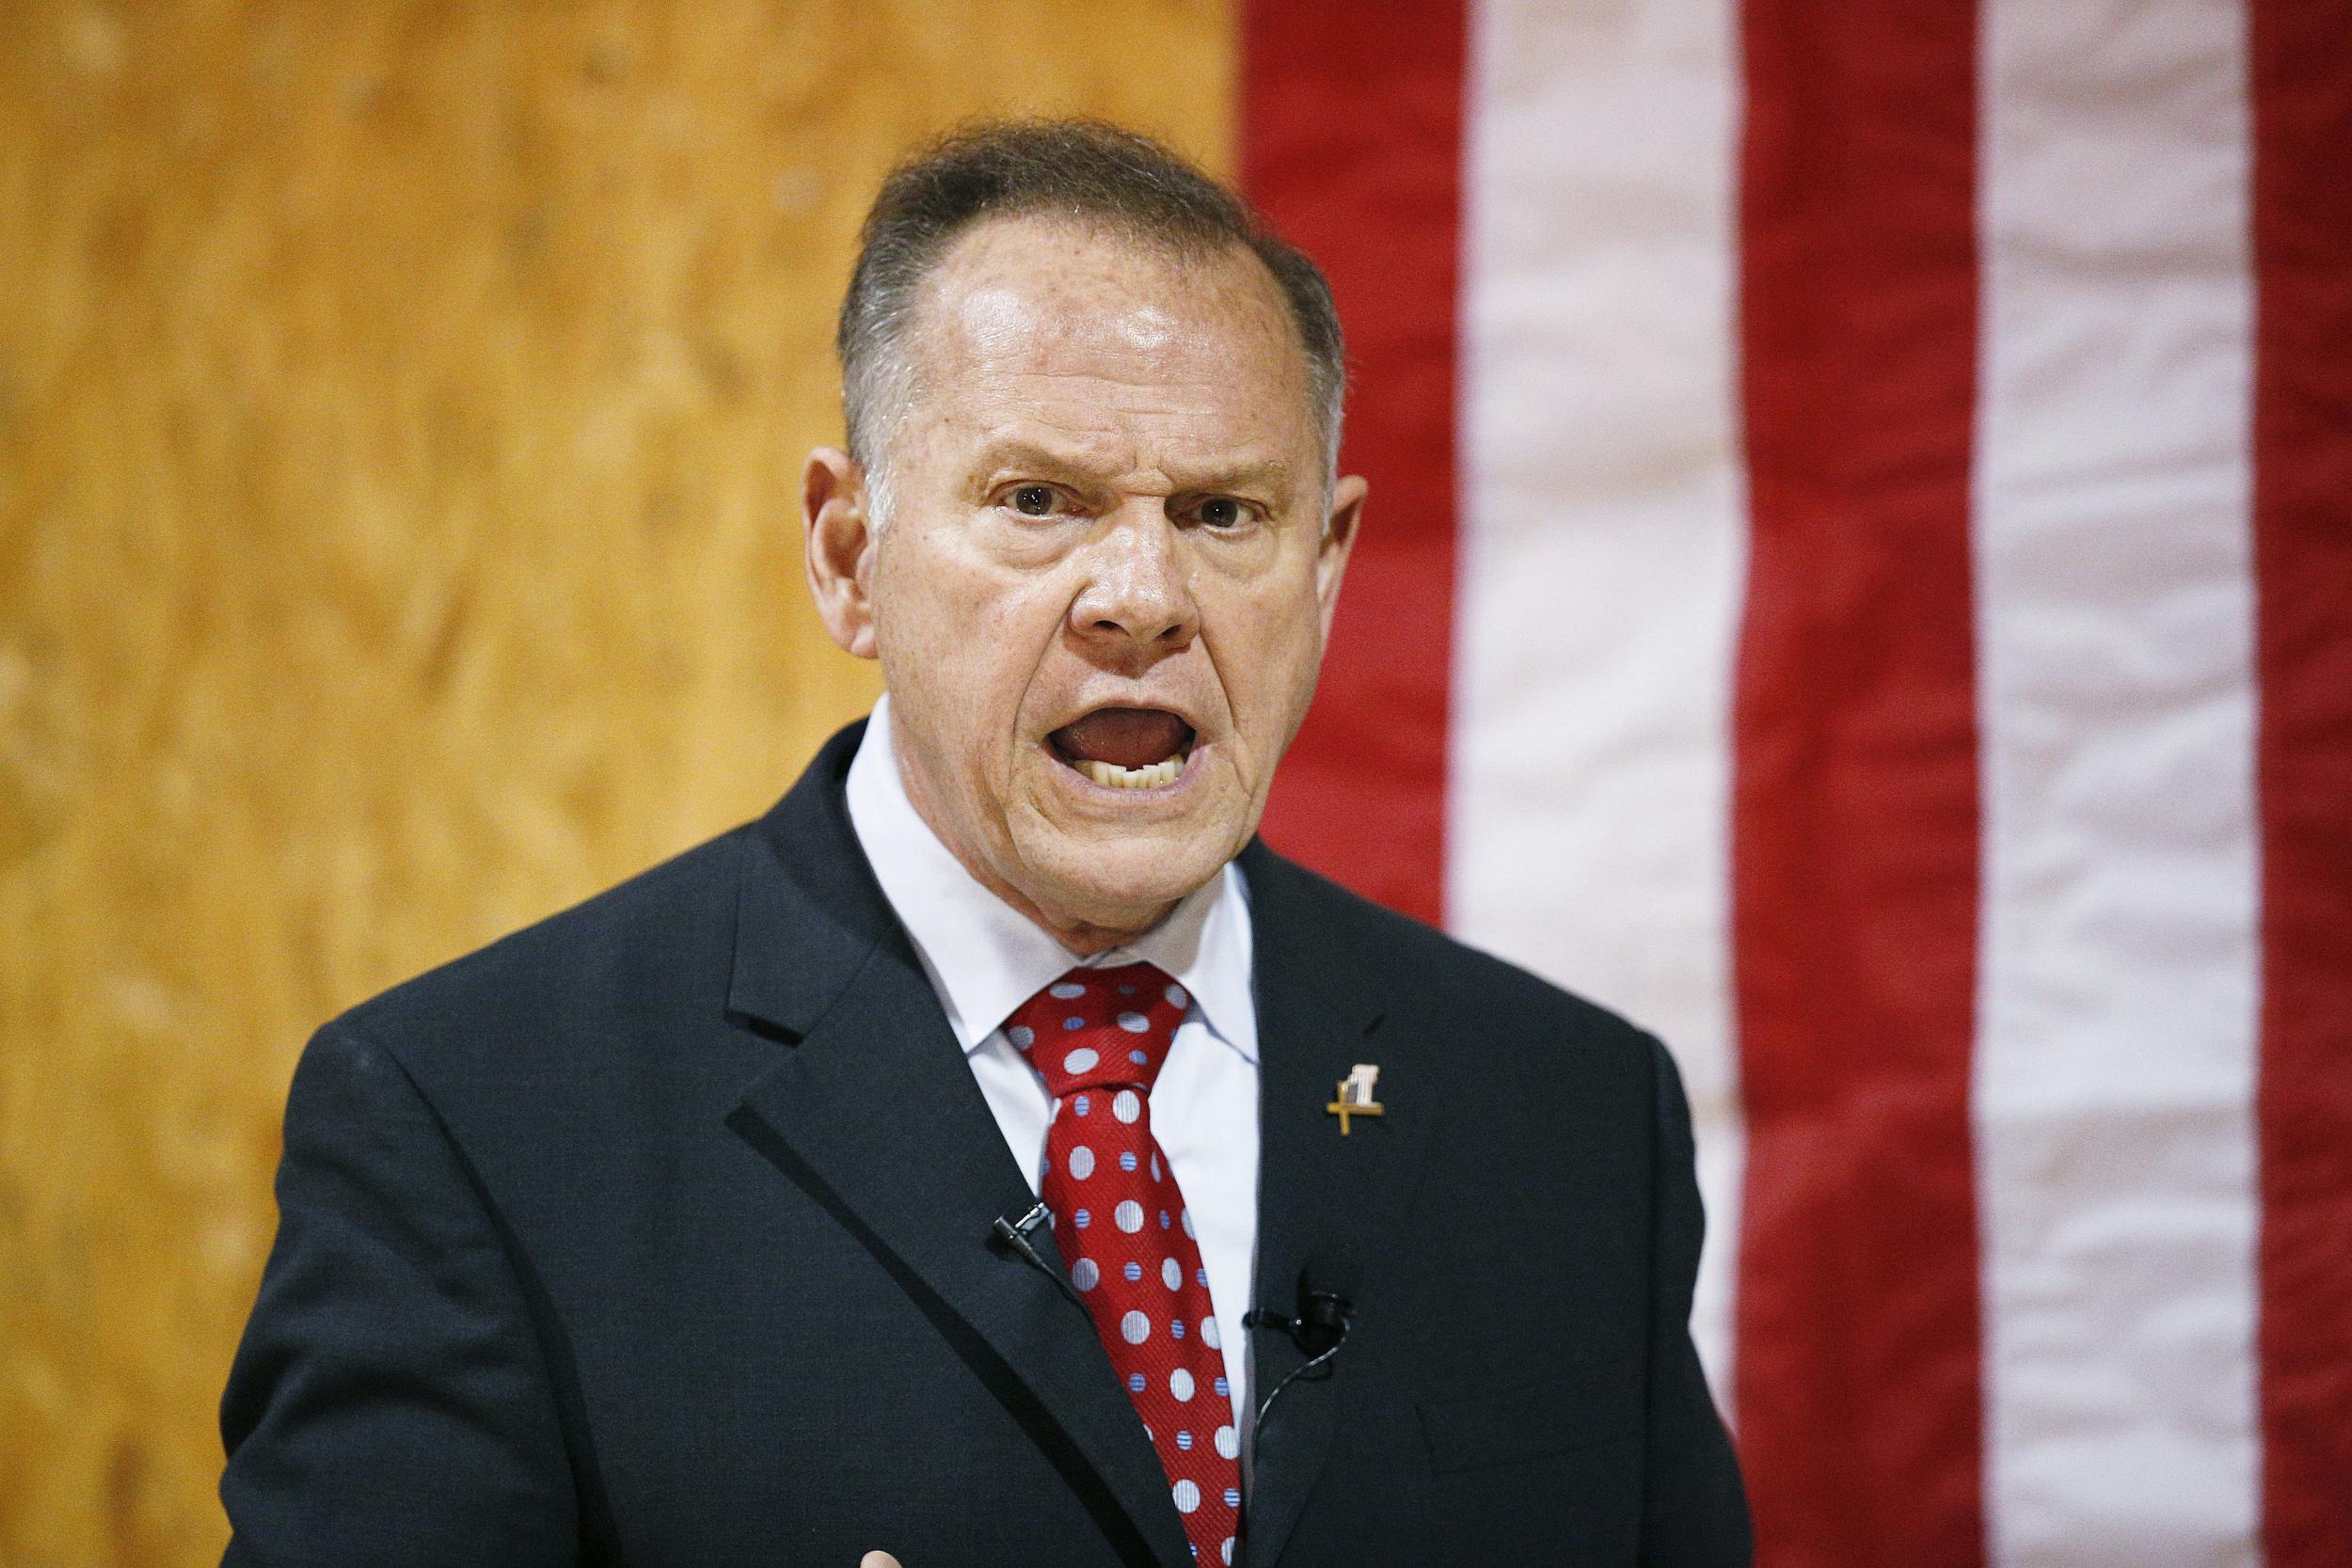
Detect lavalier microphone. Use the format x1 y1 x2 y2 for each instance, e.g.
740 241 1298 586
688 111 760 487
988 1201 1089 1311
1246 1260 1357 1433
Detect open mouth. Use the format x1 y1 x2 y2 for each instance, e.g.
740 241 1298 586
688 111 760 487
1047 706 1198 791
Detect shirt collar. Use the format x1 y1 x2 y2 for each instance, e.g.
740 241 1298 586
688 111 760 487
844 694 1256 1062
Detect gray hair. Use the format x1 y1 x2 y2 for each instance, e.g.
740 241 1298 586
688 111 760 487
836 119 1347 520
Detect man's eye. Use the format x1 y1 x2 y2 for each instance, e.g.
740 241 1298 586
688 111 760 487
1197 497 1247 529
1010 484 1057 516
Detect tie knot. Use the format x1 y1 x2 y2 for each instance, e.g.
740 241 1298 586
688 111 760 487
1008 961 1190 1096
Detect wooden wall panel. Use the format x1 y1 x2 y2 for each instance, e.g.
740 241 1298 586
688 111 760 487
0 3 1235 1559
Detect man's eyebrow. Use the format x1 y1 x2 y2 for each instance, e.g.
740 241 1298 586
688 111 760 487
1167 454 1297 495
967 437 1298 495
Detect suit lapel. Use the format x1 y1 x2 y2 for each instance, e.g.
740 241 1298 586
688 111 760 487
721 727 1195 1568
1240 846 1430 1568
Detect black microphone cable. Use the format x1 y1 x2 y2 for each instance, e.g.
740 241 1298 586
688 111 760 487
1245 1290 1354 1434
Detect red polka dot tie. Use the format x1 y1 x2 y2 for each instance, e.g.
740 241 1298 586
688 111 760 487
1009 961 1242 1567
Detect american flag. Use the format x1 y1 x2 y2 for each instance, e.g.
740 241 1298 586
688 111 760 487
1240 3 2352 1564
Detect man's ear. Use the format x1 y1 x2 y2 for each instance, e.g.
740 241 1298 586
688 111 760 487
1313 473 1368 642
803 446 881 659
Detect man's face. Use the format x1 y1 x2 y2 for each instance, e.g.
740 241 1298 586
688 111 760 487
807 216 1363 944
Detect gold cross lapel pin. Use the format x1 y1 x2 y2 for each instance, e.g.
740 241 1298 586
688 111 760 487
1326 1063 1384 1134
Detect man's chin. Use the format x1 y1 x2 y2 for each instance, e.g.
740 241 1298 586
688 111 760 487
1008 824 1237 941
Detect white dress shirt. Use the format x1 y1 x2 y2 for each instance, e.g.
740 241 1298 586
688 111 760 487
845 696 1261 1433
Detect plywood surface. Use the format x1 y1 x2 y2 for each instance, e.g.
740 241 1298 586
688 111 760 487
0 3 1233 1559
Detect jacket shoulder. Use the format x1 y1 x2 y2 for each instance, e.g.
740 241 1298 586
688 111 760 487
327 821 761 1070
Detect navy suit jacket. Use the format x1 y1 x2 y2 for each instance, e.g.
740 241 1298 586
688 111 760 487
220 721 1750 1565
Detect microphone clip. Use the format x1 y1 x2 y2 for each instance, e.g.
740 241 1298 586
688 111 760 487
1245 1289 1353 1359
990 1202 1087 1312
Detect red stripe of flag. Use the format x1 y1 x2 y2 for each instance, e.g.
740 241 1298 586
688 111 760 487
1239 0 1466 927
2250 0 2352 1559
1731 3 1989 1563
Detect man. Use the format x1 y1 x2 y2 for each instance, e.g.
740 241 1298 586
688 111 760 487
220 120 1749 1566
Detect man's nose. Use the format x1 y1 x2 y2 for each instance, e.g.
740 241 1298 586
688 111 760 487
1068 509 1200 654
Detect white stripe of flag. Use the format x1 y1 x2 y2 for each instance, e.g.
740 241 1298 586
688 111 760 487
1453 0 1748 1402
1973 1 2265 1562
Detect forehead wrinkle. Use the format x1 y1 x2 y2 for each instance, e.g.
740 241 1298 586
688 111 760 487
965 431 1139 487
984 373 1299 457
966 417 1300 502
953 357 1300 467
918 220 1304 385
943 309 1281 403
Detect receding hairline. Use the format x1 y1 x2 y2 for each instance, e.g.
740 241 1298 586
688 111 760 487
899 212 1319 383
835 118 1347 498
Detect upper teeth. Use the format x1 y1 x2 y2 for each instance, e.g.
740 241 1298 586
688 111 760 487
1080 755 1183 790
